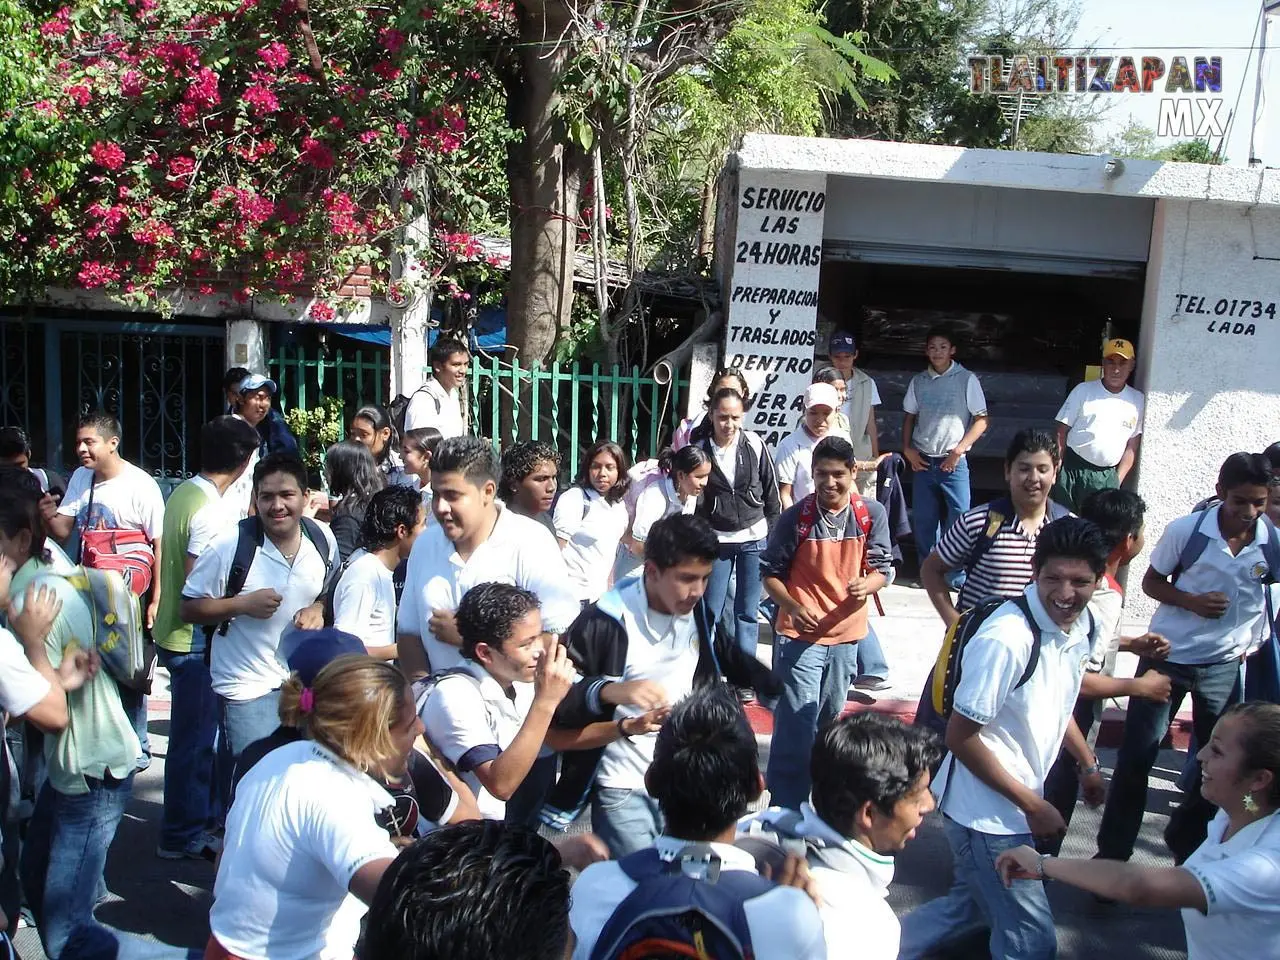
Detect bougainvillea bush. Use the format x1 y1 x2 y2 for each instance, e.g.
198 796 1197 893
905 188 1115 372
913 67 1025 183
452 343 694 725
0 0 512 314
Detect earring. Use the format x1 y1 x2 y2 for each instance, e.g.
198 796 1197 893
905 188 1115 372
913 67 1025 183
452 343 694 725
1243 793 1260 814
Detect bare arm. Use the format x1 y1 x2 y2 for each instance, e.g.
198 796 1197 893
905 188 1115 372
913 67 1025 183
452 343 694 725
183 554 197 577
180 595 248 625
145 538 163 629
955 414 988 455
348 858 395 906
396 633 430 680
902 412 916 452
778 483 794 511
999 849 1207 911
1056 424 1069 462
921 550 961 627
1060 716 1095 769
472 702 558 801
46 511 75 543
1117 435 1140 485
363 642 399 661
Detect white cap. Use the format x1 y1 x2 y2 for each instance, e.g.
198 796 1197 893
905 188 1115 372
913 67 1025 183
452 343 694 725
804 382 840 410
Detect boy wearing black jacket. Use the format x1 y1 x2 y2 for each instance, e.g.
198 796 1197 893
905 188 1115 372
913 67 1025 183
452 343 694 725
544 513 777 857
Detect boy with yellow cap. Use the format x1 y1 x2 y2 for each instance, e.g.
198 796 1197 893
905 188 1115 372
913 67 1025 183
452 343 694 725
1052 338 1144 512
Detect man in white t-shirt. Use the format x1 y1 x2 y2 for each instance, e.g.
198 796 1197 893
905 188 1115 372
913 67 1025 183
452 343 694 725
397 436 579 678
774 382 849 509
403 337 470 438
899 518 1108 960
1052 338 1144 512
419 583 574 820
332 486 425 659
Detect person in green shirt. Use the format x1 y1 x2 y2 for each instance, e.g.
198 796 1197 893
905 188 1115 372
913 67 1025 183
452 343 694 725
152 415 259 861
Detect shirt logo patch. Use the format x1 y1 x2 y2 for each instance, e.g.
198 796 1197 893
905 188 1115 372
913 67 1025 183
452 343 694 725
1251 562 1269 582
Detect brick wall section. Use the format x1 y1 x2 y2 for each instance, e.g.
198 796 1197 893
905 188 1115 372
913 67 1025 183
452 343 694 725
335 263 374 299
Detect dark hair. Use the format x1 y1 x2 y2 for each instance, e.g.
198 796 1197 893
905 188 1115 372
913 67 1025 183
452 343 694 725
924 324 954 346
708 386 746 416
253 452 309 493
706 366 750 407
360 486 422 551
499 440 561 501
429 336 470 367
1005 428 1060 467
812 435 856 470
0 473 45 561
402 427 443 459
433 436 499 488
222 367 250 393
657 444 710 480
352 405 398 466
0 426 31 459
1218 452 1272 490
811 366 845 386
648 686 760 839
201 416 261 475
78 411 121 441
1264 442 1280 474
811 713 943 833
361 821 570 960
576 440 630 504
455 582 541 661
1078 488 1147 556
646 514 719 571
1031 517 1109 576
1224 702 1280 807
325 440 383 515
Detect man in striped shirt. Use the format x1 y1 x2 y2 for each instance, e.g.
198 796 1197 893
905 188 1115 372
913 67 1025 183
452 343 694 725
920 429 1067 626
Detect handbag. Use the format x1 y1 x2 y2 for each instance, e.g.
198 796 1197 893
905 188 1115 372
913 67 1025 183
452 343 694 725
77 479 155 597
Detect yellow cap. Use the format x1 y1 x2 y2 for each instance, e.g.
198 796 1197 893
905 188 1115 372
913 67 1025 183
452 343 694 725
1102 338 1135 361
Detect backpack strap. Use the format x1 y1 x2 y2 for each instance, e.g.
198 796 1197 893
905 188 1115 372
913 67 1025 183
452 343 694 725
1010 593 1042 690
1169 508 1213 586
300 516 335 590
203 517 265 666
851 493 872 538
321 553 357 627
795 494 819 542
963 498 1012 572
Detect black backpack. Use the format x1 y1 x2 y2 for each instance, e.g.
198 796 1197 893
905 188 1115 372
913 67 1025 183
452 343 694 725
389 385 441 437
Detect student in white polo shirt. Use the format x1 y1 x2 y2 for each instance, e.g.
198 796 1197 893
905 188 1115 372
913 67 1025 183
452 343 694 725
1098 451 1277 865
181 454 338 795
1052 338 1144 512
403 337 470 438
774 382 848 509
330 485 425 659
553 439 632 603
396 437 579 678
418 583 575 819
899 518 1108 960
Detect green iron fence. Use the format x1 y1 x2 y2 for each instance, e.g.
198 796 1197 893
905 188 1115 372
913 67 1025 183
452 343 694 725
469 357 689 478
268 339 391 415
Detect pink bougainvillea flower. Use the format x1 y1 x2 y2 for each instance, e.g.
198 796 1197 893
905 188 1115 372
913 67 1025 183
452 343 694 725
357 130 380 144
372 60 401 81
90 140 127 170
165 155 196 188
257 41 290 71
309 301 336 322
299 137 335 169
78 261 122 288
153 41 199 70
40 7 71 38
64 84 91 106
242 84 280 116
119 69 146 97
184 66 221 108
378 27 405 53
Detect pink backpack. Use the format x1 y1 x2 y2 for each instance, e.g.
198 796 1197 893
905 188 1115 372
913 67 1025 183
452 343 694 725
622 459 665 528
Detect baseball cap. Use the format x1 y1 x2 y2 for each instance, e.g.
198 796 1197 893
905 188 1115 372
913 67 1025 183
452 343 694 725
238 373 278 395
1102 338 1135 361
280 628 366 686
805 382 840 411
828 332 857 354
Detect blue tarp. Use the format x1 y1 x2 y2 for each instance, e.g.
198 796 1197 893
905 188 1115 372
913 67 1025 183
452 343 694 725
320 303 508 352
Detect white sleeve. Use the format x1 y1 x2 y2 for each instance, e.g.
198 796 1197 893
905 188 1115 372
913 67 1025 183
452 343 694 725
0 628 52 718
139 478 166 540
420 679 499 771
951 610 1032 726
301 786 398 888
57 468 90 518
186 502 221 557
181 532 233 600
869 378 882 406
774 438 800 486
966 374 988 416
1184 846 1280 918
1055 383 1084 426
396 543 425 637
1148 514 1194 578
553 488 587 540
403 389 441 433
517 526 583 635
632 484 667 543
901 379 919 415
332 568 381 642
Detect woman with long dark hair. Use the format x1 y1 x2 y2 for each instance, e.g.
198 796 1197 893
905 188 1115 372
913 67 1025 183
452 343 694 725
552 440 630 603
401 426 443 511
673 367 751 450
325 440 384 562
350 404 411 488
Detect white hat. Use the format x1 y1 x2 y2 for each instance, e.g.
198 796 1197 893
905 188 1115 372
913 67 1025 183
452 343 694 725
804 382 840 410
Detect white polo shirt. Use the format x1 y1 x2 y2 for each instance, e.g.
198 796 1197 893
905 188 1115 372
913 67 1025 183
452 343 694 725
570 836 828 960
1181 808 1280 960
0 625 51 718
632 477 696 544
187 475 242 558
553 487 630 601
774 424 851 502
1054 379 1144 468
397 504 580 673
933 585 1094 835
403 377 465 438
418 660 535 820
184 521 337 701
331 549 396 652
1148 506 1276 665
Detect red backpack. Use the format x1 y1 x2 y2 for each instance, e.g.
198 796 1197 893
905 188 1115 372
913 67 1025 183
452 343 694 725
794 492 884 616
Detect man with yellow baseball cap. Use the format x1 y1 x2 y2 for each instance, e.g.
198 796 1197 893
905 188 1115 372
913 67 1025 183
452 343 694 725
1051 338 1145 511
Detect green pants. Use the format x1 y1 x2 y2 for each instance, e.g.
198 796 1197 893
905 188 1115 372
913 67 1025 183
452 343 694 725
1052 447 1119 513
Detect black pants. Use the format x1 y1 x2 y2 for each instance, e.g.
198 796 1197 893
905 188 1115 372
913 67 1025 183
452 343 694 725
1039 696 1099 856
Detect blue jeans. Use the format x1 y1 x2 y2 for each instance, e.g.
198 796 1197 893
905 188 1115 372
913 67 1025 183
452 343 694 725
856 624 889 679
591 786 663 858
899 816 1056 960
1096 657 1242 860
158 649 220 851
704 538 766 659
217 689 281 812
117 687 151 770
21 773 135 959
912 455 971 572
767 639 860 809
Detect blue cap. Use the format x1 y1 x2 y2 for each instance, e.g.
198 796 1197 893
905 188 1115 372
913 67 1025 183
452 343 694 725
280 628 366 686
237 373 277 395
829 332 857 354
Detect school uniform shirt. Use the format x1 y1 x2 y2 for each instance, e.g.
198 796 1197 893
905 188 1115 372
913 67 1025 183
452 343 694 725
403 377 465 438
57 460 165 550
418 659 535 820
187 478 243 559
932 585 1095 836
398 504 580 673
554 487 630 601
224 446 259 522
569 836 828 960
0 625 51 719
211 739 398 960
1180 808 1280 960
774 425 853 503
1148 505 1276 665
331 549 397 652
901 362 987 458
183 521 338 701
935 502 1069 612
1054 379 1144 468
154 475 220 655
1085 575 1126 673
631 476 696 544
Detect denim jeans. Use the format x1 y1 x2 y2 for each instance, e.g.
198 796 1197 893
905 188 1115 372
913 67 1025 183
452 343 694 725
217 689 282 812
117 687 151 770
158 648 220 851
704 538 766 659
912 455 971 572
591 786 663 858
899 816 1056 960
766 639 860 809
1096 657 1242 861
856 624 889 679
21 774 135 959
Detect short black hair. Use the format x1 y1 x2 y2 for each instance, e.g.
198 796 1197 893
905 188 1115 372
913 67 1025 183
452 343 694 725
0 476 44 562
924 324 954 346
575 439 630 504
1219 451 1272 490
645 514 719 571
811 366 845 385
811 713 943 835
78 411 121 441
1264 441 1280 474
429 336 470 367
657 444 710 478
706 366 750 406
253 452 308 492
0 426 31 459
222 367 251 393
1078 488 1146 556
433 436 499 488
456 582 541 661
360 486 422 550
1032 517 1109 577
1005 428 1060 467
201 416 261 474
360 821 570 960
499 440 561 500
648 686 760 839
812 435 856 470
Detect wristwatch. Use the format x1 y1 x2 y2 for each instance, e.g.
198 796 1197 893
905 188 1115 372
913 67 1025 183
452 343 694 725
1079 760 1102 777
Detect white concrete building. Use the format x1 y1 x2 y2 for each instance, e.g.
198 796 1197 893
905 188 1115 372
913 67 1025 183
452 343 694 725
716 134 1280 615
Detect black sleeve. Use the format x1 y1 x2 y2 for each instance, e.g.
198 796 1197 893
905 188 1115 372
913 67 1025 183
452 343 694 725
330 511 362 563
407 751 455 824
553 609 617 729
759 444 781 528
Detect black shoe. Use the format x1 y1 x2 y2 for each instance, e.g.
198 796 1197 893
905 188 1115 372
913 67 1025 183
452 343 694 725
736 687 757 704
853 675 892 692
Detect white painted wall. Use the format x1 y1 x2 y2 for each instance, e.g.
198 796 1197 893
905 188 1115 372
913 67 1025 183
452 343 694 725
225 318 266 373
